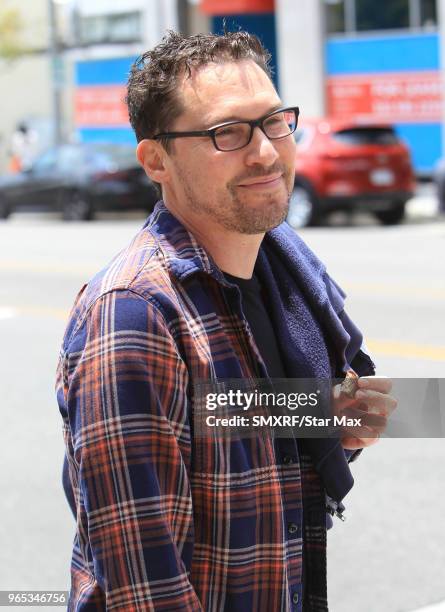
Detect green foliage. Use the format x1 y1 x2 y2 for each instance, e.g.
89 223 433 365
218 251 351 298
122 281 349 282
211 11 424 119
0 2 24 60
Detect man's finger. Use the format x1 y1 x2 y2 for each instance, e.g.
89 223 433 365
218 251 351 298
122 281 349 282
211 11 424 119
357 376 392 393
342 406 387 431
354 389 398 414
342 433 380 450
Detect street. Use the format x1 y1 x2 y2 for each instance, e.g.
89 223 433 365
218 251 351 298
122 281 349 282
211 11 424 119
0 193 444 612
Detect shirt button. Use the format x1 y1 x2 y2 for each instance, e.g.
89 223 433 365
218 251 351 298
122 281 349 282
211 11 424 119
292 592 299 604
283 455 294 464
288 522 298 535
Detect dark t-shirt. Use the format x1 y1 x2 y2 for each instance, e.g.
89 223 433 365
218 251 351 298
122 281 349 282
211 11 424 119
223 272 287 378
223 270 307 604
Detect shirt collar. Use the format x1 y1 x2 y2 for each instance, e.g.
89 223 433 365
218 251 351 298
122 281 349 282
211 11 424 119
144 200 325 293
143 200 231 286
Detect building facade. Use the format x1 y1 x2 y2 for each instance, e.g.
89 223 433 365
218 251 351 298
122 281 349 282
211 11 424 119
73 0 445 174
278 0 442 175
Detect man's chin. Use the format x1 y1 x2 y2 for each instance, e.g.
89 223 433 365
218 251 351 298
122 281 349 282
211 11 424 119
235 202 289 235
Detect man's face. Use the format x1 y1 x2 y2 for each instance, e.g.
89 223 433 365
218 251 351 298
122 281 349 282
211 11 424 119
163 60 296 234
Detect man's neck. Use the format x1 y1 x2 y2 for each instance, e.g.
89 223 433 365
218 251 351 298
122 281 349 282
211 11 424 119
164 202 264 279
200 230 262 279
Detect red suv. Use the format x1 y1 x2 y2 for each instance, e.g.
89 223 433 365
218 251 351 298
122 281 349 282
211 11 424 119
286 118 415 228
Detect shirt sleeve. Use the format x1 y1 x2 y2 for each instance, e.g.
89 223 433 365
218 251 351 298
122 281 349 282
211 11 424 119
56 289 203 611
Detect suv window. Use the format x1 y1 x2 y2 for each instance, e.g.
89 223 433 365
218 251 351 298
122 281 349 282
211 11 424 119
332 127 399 145
294 126 315 150
294 128 307 145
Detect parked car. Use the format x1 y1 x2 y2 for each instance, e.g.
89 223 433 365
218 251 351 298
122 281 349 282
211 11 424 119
286 118 416 228
433 157 445 214
0 143 159 221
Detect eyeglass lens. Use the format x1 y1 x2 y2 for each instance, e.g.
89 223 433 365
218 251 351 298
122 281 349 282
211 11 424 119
214 109 297 151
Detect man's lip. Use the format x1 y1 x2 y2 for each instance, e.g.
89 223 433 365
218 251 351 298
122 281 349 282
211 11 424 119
238 173 283 187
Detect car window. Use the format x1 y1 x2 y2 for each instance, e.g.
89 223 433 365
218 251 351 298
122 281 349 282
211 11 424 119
106 146 137 168
31 149 58 173
332 128 399 145
56 146 85 172
85 145 137 171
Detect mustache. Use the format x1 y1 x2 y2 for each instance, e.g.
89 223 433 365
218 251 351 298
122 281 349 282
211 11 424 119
230 163 288 185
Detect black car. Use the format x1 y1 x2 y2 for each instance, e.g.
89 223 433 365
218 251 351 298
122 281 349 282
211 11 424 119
433 157 445 214
0 143 159 220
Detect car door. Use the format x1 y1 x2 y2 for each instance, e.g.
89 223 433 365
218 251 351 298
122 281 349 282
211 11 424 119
11 148 60 209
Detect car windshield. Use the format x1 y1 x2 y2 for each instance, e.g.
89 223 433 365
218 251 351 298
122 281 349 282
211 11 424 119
332 127 399 145
85 145 137 170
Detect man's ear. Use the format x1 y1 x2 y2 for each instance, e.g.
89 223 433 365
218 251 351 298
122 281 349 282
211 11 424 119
136 139 169 184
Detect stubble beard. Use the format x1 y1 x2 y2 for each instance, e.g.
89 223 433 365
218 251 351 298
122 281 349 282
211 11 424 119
178 165 293 235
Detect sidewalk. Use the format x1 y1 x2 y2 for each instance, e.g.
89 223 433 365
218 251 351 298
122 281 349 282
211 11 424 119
415 601 445 611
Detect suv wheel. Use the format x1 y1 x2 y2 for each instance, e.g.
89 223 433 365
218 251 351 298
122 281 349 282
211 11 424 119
286 184 320 229
62 193 93 221
374 201 406 225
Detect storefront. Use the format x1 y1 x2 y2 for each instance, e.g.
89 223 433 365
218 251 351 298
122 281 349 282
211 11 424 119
75 55 137 145
324 0 440 174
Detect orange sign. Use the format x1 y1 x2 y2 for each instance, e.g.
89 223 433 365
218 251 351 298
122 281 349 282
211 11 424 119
327 71 442 123
75 85 129 127
200 0 274 15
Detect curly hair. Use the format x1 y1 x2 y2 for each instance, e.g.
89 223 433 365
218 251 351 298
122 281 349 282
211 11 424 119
125 30 272 146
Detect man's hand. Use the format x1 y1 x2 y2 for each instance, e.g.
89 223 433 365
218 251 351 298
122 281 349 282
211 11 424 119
333 376 397 450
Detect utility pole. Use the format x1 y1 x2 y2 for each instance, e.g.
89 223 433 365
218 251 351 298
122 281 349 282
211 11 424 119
48 0 63 146
276 0 325 114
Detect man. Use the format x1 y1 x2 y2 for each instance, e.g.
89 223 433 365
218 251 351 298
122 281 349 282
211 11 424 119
56 31 395 611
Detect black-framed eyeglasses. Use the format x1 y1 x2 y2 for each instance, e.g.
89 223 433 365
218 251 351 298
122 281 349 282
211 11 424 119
153 106 299 152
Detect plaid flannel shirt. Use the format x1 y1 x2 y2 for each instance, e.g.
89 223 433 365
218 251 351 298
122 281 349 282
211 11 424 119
57 201 347 612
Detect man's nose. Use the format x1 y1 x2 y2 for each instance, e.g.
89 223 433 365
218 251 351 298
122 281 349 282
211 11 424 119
244 126 280 166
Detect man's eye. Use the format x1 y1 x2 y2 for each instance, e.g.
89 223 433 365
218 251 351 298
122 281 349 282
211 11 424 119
266 115 284 126
216 126 238 137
